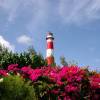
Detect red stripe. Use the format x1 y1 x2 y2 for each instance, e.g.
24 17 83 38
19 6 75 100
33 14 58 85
47 42 54 49
46 56 54 65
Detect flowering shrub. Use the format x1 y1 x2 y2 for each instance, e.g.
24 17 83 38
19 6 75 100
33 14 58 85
0 69 8 77
0 64 100 100
90 74 100 89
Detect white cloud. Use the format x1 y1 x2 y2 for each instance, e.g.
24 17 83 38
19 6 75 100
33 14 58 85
17 35 32 45
0 0 49 31
0 0 19 22
26 0 49 32
1 0 100 26
0 0 48 23
59 0 100 24
0 35 15 51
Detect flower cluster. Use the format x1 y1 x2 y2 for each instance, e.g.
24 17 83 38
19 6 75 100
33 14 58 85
0 69 8 77
90 74 100 89
0 64 100 99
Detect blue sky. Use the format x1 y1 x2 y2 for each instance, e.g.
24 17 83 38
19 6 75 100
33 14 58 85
0 0 100 70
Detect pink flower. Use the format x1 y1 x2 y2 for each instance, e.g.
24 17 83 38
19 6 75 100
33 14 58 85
28 69 34 75
51 89 59 94
0 70 8 76
57 81 64 86
65 84 78 92
90 74 100 89
29 69 42 81
21 66 32 74
30 74 39 81
8 64 19 72
64 96 71 100
76 77 82 82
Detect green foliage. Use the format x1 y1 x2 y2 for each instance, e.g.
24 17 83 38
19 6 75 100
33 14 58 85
0 75 37 100
60 56 68 66
33 77 58 100
0 45 47 69
0 44 13 69
68 60 78 66
60 56 78 66
31 53 47 68
33 81 49 99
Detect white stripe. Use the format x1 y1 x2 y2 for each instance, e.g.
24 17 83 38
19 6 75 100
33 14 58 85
47 39 53 42
46 49 53 57
47 35 53 38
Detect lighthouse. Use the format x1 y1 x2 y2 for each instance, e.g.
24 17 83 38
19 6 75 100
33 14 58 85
46 32 55 66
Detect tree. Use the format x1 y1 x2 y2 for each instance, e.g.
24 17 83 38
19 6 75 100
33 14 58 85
60 56 78 66
0 44 47 69
60 56 68 66
31 52 47 68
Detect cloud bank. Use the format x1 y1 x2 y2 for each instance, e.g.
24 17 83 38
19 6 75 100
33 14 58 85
0 0 100 26
59 0 100 24
17 35 32 45
0 35 15 51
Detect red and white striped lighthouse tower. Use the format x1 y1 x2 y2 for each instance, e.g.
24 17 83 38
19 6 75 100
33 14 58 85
46 32 54 65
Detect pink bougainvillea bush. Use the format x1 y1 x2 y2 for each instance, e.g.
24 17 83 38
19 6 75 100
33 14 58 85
0 64 100 100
